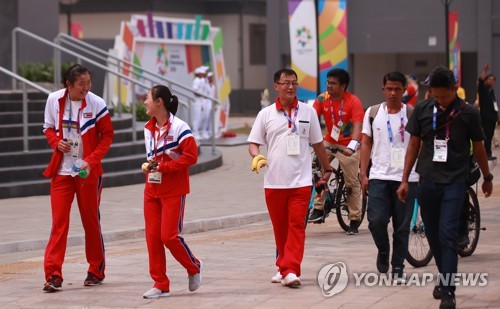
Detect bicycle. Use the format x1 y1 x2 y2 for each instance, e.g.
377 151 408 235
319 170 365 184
309 146 367 231
406 185 485 268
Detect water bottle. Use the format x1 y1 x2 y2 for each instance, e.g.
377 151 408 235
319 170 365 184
166 149 180 160
72 159 88 178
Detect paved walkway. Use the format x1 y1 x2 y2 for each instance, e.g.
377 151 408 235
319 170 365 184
0 118 499 308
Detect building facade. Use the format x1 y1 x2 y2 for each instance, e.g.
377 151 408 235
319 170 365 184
1 0 498 113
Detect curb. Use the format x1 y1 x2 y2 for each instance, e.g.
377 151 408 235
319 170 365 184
0 211 269 255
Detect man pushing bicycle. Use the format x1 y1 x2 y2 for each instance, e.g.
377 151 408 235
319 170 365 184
308 68 365 235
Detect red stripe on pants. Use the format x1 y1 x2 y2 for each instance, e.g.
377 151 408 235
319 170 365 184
144 194 200 292
265 186 310 278
44 175 105 281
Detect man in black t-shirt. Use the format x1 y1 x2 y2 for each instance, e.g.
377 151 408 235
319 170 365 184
397 67 493 309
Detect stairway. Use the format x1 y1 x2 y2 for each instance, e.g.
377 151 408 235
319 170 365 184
0 92 222 199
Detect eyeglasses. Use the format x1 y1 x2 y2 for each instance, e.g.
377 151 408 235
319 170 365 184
276 81 299 87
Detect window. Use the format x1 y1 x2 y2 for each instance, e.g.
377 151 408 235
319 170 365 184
249 23 266 65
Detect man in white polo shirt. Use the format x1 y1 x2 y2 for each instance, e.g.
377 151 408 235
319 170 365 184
248 68 331 288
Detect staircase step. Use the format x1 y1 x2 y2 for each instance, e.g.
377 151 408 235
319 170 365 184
0 114 133 138
0 111 44 124
0 123 44 138
0 153 145 183
0 141 144 168
0 99 46 112
0 147 223 199
0 128 143 153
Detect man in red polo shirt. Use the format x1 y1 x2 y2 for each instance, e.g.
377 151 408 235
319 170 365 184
308 68 365 235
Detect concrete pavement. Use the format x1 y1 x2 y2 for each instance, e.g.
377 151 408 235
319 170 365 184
0 197 499 308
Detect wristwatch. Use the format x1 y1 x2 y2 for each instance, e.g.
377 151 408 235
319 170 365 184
483 173 494 182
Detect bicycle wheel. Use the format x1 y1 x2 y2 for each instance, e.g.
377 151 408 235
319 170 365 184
334 181 350 231
332 182 367 231
406 200 433 268
458 187 481 257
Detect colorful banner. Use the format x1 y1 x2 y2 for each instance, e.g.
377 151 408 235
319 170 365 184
448 11 461 86
107 13 231 137
288 0 318 101
317 0 347 94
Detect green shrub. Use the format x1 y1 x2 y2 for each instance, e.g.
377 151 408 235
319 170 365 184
18 61 75 83
119 102 150 121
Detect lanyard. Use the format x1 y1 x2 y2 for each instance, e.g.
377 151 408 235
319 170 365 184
67 93 80 134
283 105 299 133
151 119 172 160
330 98 344 127
432 105 456 140
385 103 405 145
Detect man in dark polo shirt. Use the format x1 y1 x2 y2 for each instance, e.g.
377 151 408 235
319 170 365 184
477 64 498 160
397 66 493 309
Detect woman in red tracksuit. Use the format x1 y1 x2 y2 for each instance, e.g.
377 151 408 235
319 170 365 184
42 64 114 292
141 85 202 299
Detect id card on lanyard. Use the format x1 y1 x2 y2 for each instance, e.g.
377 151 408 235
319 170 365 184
148 119 172 183
386 104 406 169
432 105 455 162
283 106 300 155
329 99 344 141
66 95 81 159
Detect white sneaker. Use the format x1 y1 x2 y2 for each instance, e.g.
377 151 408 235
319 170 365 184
271 272 282 283
202 131 211 140
143 287 170 299
281 273 301 287
188 260 203 292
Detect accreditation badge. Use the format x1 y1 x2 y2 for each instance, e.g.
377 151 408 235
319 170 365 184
67 136 80 159
287 133 300 155
433 139 448 162
148 171 162 184
390 146 405 169
330 125 341 141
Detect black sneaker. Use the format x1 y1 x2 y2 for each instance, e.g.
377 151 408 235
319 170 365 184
308 209 325 223
43 275 63 293
392 267 406 284
433 285 442 299
83 272 104 286
376 251 389 273
439 291 456 309
346 220 359 235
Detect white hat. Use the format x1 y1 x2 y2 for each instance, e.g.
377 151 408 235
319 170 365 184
194 66 205 74
207 72 213 78
201 66 209 73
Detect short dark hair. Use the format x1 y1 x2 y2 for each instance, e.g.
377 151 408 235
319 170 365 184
428 66 456 89
485 74 496 81
151 85 179 115
327 68 350 90
274 68 298 83
383 71 407 87
63 64 91 88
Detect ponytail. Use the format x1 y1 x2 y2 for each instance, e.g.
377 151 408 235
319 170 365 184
151 85 178 115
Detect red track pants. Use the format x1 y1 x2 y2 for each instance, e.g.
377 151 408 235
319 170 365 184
44 175 105 281
144 194 201 292
265 186 310 278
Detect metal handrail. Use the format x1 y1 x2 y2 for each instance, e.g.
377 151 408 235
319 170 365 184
0 66 51 152
56 33 222 105
11 27 192 143
55 33 220 153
